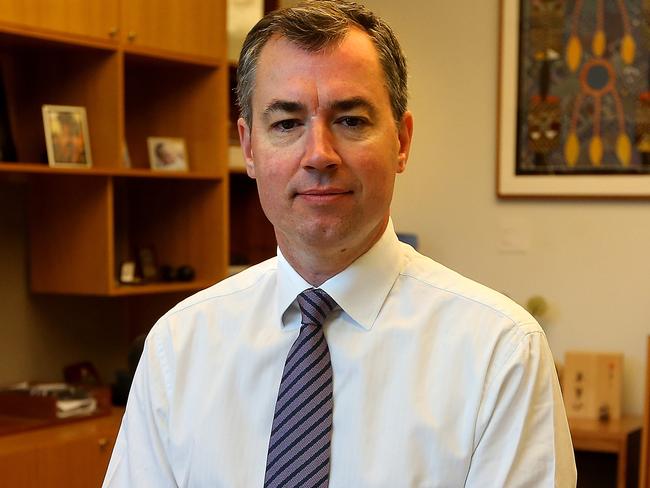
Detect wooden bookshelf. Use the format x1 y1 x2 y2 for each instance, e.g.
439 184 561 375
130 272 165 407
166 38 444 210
0 0 228 299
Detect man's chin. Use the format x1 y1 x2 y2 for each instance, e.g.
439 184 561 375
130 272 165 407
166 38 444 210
286 218 355 247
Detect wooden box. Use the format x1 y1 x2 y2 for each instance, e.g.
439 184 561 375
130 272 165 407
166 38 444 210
562 351 623 421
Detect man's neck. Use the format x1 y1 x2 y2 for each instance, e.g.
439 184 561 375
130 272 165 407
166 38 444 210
277 219 388 287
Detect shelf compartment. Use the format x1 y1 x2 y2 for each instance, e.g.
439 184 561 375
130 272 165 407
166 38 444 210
124 55 227 176
112 178 227 294
229 172 276 267
29 175 113 295
0 40 121 169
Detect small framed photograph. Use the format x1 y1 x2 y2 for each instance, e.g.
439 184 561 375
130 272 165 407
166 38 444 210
42 105 92 168
147 137 188 171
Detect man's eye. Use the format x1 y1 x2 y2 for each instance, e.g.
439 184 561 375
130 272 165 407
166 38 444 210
339 116 366 128
272 119 300 131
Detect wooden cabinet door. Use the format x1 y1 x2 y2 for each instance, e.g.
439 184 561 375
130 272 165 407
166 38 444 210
0 1 120 42
0 431 113 487
36 432 115 487
0 448 39 488
122 0 226 60
0 412 122 487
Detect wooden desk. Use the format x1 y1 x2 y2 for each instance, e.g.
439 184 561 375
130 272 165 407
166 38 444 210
569 416 642 488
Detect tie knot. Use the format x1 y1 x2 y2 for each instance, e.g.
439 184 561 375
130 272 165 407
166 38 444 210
297 288 336 327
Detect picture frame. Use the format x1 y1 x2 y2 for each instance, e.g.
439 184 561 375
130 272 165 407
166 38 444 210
42 105 92 168
497 0 650 198
119 261 137 284
147 137 188 171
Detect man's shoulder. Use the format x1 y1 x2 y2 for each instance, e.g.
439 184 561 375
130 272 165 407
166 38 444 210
165 256 278 317
399 245 537 331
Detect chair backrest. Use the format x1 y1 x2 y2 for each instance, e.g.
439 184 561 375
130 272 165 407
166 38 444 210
641 335 650 488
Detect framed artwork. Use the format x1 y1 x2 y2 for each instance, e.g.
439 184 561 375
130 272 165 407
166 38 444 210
497 0 650 198
42 105 92 168
147 137 188 171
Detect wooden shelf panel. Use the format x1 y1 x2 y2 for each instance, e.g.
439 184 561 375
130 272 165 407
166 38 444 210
111 168 222 180
0 22 119 52
109 279 216 296
0 162 222 180
123 45 221 68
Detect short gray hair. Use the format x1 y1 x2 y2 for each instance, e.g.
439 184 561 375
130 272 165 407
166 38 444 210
236 0 408 127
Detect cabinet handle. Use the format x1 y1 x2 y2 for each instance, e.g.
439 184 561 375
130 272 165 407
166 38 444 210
98 437 109 450
127 31 137 42
108 27 119 38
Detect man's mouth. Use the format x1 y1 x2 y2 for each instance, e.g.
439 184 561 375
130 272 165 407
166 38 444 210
295 188 352 201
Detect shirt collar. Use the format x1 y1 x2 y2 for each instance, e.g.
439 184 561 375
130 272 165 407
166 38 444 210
277 219 404 331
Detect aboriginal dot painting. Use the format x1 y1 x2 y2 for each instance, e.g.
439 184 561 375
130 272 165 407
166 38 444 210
516 0 650 174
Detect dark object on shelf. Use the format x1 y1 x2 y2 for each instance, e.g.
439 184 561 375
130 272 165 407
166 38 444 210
0 66 17 162
159 264 195 282
64 361 102 387
138 247 158 281
111 334 146 406
176 265 195 282
160 264 176 281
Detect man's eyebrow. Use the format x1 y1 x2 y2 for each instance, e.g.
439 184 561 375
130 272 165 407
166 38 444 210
261 97 378 120
328 97 377 117
262 100 305 119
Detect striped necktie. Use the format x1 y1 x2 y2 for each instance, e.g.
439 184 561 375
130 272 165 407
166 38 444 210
263 288 336 488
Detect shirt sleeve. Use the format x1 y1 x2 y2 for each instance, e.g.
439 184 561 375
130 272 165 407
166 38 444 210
102 321 177 488
465 328 577 487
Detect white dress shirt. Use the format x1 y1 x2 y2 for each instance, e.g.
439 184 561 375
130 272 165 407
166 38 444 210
103 220 576 487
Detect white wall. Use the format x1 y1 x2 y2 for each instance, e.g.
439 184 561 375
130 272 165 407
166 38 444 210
360 0 650 414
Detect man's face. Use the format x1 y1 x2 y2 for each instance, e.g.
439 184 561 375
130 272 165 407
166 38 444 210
238 28 413 259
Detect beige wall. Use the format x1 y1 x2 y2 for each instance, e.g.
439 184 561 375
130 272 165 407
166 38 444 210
362 0 650 414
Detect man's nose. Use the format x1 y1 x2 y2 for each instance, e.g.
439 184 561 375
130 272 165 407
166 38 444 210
300 120 341 171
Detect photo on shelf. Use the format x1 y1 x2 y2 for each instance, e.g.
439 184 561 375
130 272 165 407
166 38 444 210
147 137 188 171
42 105 92 168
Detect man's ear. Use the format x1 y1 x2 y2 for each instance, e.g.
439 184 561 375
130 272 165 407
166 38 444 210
237 117 255 178
396 111 414 174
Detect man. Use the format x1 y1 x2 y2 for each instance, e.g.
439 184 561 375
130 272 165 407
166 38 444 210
104 1 576 486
